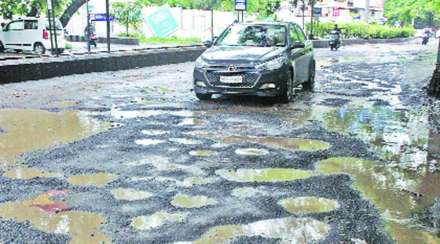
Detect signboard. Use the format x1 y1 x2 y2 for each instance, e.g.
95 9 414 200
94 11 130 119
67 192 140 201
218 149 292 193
146 6 178 38
235 0 247 11
313 7 322 17
91 13 114 22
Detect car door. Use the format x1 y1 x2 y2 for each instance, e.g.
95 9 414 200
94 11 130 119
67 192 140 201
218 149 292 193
288 24 308 83
294 25 314 81
23 20 39 51
4 20 24 49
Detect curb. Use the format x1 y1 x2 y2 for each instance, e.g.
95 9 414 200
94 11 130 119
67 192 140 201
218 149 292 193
0 47 205 84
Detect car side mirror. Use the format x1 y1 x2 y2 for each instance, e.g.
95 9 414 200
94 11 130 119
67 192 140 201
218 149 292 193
203 40 213 48
1 23 6 30
291 41 305 49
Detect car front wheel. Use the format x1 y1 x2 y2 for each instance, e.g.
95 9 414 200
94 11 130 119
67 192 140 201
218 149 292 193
303 61 315 91
196 93 212 101
34 43 46 55
0 42 4 53
276 70 294 103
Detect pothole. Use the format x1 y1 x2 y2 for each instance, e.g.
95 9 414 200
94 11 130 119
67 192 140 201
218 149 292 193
216 168 314 183
135 139 165 146
279 197 340 214
171 194 218 208
111 188 152 201
3 166 61 180
189 150 217 157
235 148 269 156
131 211 188 231
67 172 118 187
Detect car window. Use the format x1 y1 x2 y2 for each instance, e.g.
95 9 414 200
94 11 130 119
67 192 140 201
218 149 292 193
216 24 287 47
24 20 38 30
45 19 63 31
294 26 306 42
289 25 301 43
6 21 24 31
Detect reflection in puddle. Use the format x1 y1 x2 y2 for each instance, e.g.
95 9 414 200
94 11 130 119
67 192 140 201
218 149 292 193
67 172 117 187
279 197 339 214
0 191 109 244
141 130 168 136
135 139 165 146
189 150 217 157
317 157 440 243
111 188 152 201
3 166 61 180
216 168 313 183
235 148 269 156
187 217 329 243
0 109 105 166
131 211 188 231
171 194 218 208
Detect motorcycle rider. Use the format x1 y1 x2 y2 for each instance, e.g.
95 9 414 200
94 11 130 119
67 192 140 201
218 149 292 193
329 24 342 50
84 23 97 48
422 28 431 45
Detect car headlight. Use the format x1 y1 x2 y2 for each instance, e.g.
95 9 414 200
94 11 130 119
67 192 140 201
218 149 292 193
255 56 287 71
195 57 209 69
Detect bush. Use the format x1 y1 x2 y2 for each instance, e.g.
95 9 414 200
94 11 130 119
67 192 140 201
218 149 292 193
305 22 415 39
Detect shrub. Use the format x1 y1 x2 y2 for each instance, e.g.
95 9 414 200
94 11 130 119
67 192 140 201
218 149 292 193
305 22 415 39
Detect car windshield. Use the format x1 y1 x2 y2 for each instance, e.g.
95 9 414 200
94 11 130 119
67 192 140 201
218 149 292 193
216 24 287 47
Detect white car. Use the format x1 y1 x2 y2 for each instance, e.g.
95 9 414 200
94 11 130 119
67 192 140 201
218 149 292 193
0 17 65 54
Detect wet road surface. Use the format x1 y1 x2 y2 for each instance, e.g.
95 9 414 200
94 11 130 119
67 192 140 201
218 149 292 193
0 41 439 243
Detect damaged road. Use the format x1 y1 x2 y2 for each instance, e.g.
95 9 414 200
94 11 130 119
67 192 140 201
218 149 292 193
0 41 439 243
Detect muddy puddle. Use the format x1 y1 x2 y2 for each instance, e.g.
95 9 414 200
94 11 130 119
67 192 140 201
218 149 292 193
279 197 339 215
3 166 61 180
186 217 329 243
135 139 166 146
0 109 105 166
195 133 331 152
111 188 152 201
235 148 269 156
171 194 218 208
317 157 440 243
110 107 194 119
131 211 188 231
189 150 217 157
216 168 313 183
0 191 109 244
67 172 117 187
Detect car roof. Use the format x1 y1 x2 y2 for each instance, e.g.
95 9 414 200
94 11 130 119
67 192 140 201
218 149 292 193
242 21 290 26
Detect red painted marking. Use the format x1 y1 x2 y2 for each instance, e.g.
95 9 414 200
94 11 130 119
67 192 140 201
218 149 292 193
31 202 71 213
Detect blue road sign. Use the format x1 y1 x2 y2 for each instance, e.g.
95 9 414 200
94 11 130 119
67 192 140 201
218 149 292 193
235 0 246 11
92 13 114 22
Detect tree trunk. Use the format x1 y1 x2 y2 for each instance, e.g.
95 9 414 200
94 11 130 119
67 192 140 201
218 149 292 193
428 38 440 97
27 4 40 17
60 0 88 27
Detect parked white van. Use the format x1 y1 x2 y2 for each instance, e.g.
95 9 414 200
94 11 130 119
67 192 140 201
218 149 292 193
0 17 65 54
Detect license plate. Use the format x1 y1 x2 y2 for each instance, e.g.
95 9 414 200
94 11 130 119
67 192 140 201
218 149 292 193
220 76 242 84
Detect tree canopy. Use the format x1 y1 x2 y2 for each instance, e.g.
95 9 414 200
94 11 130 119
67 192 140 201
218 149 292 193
384 0 440 26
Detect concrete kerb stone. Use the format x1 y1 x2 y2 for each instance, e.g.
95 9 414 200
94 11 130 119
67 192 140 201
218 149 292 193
0 47 206 84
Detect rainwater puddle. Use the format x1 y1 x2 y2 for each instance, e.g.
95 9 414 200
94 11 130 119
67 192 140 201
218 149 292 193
179 177 218 187
184 217 329 243
135 139 166 146
197 133 331 152
3 166 61 180
0 109 106 166
279 197 339 214
131 211 188 231
216 168 314 183
317 157 440 243
235 148 269 156
141 130 168 136
170 138 203 145
111 107 193 119
67 172 117 187
189 150 217 157
171 194 218 208
0 191 109 243
231 187 268 199
178 118 207 126
47 100 78 108
110 188 152 201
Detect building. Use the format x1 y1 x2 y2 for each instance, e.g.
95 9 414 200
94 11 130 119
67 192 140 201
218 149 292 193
278 0 385 24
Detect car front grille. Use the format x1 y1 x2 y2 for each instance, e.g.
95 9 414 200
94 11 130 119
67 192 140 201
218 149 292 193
205 71 260 88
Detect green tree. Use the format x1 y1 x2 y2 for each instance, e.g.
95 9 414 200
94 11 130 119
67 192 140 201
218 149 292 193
112 0 143 36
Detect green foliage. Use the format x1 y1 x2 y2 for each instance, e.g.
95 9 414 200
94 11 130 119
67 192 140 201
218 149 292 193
64 42 73 49
112 0 143 36
306 22 415 39
118 32 201 45
385 0 440 26
0 0 70 19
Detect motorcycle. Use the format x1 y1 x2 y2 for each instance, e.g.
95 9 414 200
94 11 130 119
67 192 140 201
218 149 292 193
89 33 98 48
329 30 341 51
422 33 430 45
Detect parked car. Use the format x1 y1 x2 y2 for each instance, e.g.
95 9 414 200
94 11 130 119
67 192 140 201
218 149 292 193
0 17 65 55
193 21 315 102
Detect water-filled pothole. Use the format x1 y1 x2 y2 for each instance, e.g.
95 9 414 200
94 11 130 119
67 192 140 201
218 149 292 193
67 172 117 187
216 168 314 183
171 194 217 208
279 196 340 214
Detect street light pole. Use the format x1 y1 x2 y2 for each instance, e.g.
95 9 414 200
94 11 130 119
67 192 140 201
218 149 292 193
106 0 111 53
86 0 91 53
309 1 314 39
429 38 440 97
